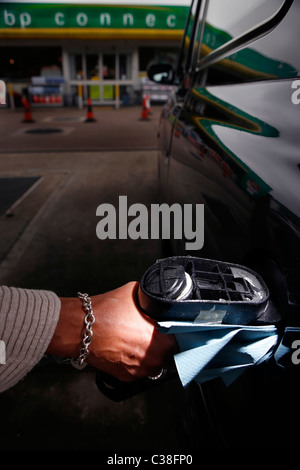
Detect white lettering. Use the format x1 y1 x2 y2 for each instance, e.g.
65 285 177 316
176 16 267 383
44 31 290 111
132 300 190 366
4 9 32 28
291 339 300 365
20 12 31 28
107 454 142 467
291 80 300 105
76 12 88 27
167 14 176 28
123 13 134 26
96 204 116 240
145 13 156 27
4 10 16 26
119 195 128 239
100 13 111 26
150 203 182 240
128 203 148 239
0 340 5 364
96 197 204 251
55 12 65 26
184 204 204 251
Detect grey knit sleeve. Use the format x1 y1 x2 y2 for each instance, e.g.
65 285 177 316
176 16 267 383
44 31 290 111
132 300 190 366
0 286 61 392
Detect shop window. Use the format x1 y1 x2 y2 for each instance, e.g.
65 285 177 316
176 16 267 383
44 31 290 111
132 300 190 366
103 84 115 101
86 54 99 79
102 54 115 79
119 54 132 80
70 53 83 80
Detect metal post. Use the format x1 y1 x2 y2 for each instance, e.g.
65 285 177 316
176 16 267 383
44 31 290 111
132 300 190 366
8 82 15 110
78 83 83 109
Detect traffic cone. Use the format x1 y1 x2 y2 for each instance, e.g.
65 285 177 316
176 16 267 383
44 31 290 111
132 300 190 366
84 97 96 122
140 95 150 120
21 96 35 123
145 93 151 115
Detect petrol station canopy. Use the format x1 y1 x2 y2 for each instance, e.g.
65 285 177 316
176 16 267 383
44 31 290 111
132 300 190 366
0 1 191 40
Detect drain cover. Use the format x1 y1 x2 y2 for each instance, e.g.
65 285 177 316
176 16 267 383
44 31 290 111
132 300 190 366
25 128 63 134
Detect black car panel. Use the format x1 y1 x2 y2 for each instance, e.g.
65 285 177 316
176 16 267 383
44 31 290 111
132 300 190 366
152 0 300 449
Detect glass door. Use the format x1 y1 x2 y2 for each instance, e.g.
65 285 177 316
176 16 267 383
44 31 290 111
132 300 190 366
102 54 116 102
86 53 100 100
68 49 134 108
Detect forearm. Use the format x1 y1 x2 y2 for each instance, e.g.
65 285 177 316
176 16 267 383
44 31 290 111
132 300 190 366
46 296 83 359
0 286 61 393
0 282 177 393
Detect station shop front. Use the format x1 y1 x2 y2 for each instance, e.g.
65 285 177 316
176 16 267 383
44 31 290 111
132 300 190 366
0 1 190 108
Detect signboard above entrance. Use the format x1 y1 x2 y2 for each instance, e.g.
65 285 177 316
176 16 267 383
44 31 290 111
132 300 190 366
0 2 190 39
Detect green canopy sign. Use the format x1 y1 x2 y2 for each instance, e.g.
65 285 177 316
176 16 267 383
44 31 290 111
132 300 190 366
0 3 189 36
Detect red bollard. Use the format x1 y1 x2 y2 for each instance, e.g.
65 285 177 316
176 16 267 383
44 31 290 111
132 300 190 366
140 95 150 120
21 96 35 123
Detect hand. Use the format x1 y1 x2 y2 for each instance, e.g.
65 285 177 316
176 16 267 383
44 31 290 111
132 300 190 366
47 282 178 382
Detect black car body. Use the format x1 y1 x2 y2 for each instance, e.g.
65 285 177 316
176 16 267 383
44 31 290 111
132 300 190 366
149 0 300 449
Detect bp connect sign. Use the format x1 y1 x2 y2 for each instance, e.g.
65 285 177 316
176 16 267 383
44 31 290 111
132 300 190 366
0 1 190 37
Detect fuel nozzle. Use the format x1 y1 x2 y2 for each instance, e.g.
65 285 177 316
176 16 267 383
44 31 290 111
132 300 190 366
96 256 280 401
138 256 277 325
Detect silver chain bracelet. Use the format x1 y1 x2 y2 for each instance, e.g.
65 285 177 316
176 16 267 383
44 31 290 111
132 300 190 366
70 292 95 370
